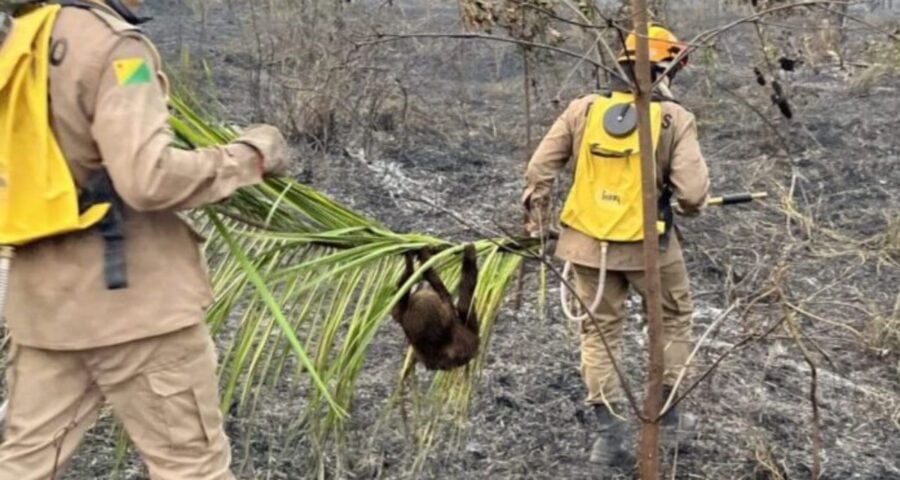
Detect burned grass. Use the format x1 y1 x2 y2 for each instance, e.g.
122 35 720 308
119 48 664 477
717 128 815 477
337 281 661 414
41 0 900 478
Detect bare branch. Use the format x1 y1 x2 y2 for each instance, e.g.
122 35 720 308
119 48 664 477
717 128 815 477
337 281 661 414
359 32 626 81
661 301 741 417
653 1 854 88
815 3 900 43
785 307 823 480
710 77 793 152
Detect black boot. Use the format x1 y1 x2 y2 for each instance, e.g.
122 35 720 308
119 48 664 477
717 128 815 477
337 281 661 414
589 403 630 468
661 385 679 427
661 385 696 429
660 386 696 454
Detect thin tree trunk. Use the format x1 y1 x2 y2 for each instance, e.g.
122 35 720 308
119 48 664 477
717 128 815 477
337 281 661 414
523 47 533 152
630 1 665 478
515 46 533 312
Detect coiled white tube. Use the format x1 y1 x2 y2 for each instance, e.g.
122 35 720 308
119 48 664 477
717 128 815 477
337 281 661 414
560 242 608 327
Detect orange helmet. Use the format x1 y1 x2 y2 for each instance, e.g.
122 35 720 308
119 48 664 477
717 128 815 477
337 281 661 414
618 23 688 71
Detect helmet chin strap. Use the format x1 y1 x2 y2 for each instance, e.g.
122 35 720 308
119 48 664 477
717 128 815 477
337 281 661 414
104 0 151 25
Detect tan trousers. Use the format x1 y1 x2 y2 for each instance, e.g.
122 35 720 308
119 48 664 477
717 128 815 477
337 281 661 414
575 260 694 405
0 324 234 480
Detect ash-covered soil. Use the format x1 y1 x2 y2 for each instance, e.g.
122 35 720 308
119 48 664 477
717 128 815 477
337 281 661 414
52 1 900 479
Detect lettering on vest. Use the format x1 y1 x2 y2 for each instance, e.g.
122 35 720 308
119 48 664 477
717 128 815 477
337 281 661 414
662 113 673 129
600 190 621 205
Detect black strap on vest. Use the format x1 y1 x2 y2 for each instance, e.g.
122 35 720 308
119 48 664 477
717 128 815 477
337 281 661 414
78 172 128 290
102 0 151 25
657 186 675 248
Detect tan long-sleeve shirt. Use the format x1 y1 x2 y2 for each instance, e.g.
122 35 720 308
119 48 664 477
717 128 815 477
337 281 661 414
6 4 268 349
523 92 710 271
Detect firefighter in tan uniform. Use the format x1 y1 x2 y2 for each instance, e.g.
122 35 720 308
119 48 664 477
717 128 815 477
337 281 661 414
0 1 289 478
522 25 709 468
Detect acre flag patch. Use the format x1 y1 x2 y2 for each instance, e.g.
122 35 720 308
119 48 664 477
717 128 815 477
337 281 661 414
113 58 152 86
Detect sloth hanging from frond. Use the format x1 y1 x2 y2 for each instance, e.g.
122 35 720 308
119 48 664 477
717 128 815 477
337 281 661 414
391 245 480 371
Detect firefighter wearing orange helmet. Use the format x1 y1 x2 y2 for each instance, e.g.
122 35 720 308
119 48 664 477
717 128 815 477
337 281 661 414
523 23 708 470
618 23 689 70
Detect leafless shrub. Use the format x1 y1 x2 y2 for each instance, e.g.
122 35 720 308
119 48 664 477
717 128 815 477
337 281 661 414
866 291 900 354
848 63 891 95
191 0 418 154
752 435 789 480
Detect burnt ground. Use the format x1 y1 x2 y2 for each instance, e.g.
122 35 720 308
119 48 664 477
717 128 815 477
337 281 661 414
39 0 900 479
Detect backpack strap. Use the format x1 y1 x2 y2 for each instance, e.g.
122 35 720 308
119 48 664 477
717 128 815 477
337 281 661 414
78 172 127 289
97 0 151 25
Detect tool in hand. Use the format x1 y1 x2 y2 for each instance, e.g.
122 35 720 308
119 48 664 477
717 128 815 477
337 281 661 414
706 192 768 206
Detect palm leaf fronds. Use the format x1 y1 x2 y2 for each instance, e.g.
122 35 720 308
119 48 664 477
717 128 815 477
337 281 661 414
168 96 529 452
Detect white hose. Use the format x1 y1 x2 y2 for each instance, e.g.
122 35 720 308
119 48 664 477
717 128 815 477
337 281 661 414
0 246 12 426
560 242 608 326
0 246 13 320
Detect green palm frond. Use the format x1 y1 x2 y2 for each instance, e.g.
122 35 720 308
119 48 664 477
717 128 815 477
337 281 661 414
167 96 530 453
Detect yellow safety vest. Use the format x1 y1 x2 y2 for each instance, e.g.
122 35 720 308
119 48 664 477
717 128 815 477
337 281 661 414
0 5 110 247
560 91 666 242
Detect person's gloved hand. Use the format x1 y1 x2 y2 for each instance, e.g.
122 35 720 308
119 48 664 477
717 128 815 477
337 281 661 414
672 202 699 218
532 227 559 256
672 195 708 218
523 198 558 256
524 195 550 234
234 124 290 176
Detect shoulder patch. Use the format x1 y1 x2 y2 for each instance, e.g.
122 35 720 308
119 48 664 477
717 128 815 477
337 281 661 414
113 58 152 86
